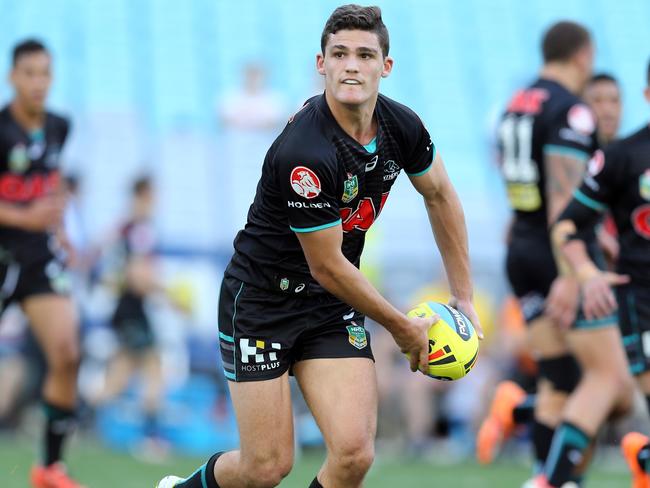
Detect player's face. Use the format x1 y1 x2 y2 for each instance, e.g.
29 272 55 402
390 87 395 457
10 51 51 114
584 80 621 143
316 29 393 108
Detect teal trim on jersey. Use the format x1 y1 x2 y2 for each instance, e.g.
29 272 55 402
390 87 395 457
223 370 236 380
291 218 342 233
406 161 433 177
201 462 208 488
363 137 377 153
30 128 45 142
219 331 234 343
232 282 245 381
543 144 591 160
574 189 606 212
574 313 617 329
630 363 645 375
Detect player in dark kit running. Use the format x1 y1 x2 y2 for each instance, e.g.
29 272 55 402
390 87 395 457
158 5 482 488
0 40 84 487
477 22 633 487
552 58 650 488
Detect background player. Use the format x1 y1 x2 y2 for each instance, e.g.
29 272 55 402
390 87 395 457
477 22 627 484
158 4 482 488
552 58 650 488
0 39 84 487
584 73 622 146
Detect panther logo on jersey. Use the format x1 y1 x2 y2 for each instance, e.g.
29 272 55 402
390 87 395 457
290 166 321 199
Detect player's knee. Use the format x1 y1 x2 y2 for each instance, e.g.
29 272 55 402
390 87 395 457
242 451 293 488
538 355 580 394
332 440 375 481
48 339 80 374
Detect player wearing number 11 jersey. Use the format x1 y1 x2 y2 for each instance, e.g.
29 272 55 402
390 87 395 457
478 22 634 488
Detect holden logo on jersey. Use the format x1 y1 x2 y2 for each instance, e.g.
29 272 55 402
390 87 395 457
587 150 605 177
290 166 321 199
342 173 358 203
8 144 29 173
640 170 650 201
384 160 400 181
567 104 595 136
346 323 367 350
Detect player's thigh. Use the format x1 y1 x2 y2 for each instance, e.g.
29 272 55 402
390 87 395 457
294 357 377 456
528 315 568 357
568 324 628 374
22 294 79 366
228 372 294 464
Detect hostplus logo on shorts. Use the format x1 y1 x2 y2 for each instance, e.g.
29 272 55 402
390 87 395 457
239 339 281 373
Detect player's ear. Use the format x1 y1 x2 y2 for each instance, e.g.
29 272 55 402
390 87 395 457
316 53 326 76
381 56 393 78
644 86 650 104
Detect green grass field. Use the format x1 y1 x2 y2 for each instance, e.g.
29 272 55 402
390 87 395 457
0 436 630 487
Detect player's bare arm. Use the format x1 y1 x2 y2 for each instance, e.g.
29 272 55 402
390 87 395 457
407 152 484 339
543 152 587 326
296 225 433 373
0 197 64 232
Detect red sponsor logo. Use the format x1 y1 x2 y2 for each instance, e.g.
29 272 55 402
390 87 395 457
0 171 60 202
290 166 321 199
568 104 595 135
340 192 389 232
506 89 549 114
632 204 650 240
587 150 605 176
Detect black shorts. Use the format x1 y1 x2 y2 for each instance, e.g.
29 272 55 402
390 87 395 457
217 275 374 382
506 238 557 323
618 284 650 376
0 243 71 313
111 291 155 351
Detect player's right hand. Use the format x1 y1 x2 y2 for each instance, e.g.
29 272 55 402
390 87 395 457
545 276 579 329
393 314 438 375
581 271 629 320
20 196 65 231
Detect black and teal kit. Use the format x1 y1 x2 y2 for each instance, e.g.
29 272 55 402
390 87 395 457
219 92 434 381
0 105 70 311
559 125 650 373
499 79 600 323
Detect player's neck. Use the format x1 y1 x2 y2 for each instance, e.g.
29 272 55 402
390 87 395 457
10 99 45 132
540 64 584 95
325 91 377 145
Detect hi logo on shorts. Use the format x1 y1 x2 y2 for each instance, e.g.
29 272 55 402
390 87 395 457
239 339 281 372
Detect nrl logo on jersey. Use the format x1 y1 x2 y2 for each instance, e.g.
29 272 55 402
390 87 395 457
342 173 358 203
640 170 650 201
9 144 29 173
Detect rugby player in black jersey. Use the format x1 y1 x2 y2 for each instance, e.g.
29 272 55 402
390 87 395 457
553 59 650 488
584 73 622 147
158 5 481 488
477 22 634 487
0 40 84 487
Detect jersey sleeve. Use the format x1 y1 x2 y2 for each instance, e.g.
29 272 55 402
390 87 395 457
544 103 598 160
277 156 342 233
403 116 436 176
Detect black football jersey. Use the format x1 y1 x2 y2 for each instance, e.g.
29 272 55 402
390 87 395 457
498 79 599 241
572 125 650 286
226 93 434 295
0 105 70 253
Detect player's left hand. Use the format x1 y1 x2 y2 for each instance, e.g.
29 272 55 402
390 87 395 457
449 297 484 340
545 276 579 329
581 271 629 320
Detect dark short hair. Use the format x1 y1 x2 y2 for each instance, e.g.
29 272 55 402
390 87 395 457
588 73 619 86
542 21 591 63
321 4 389 57
132 176 152 196
12 38 48 66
